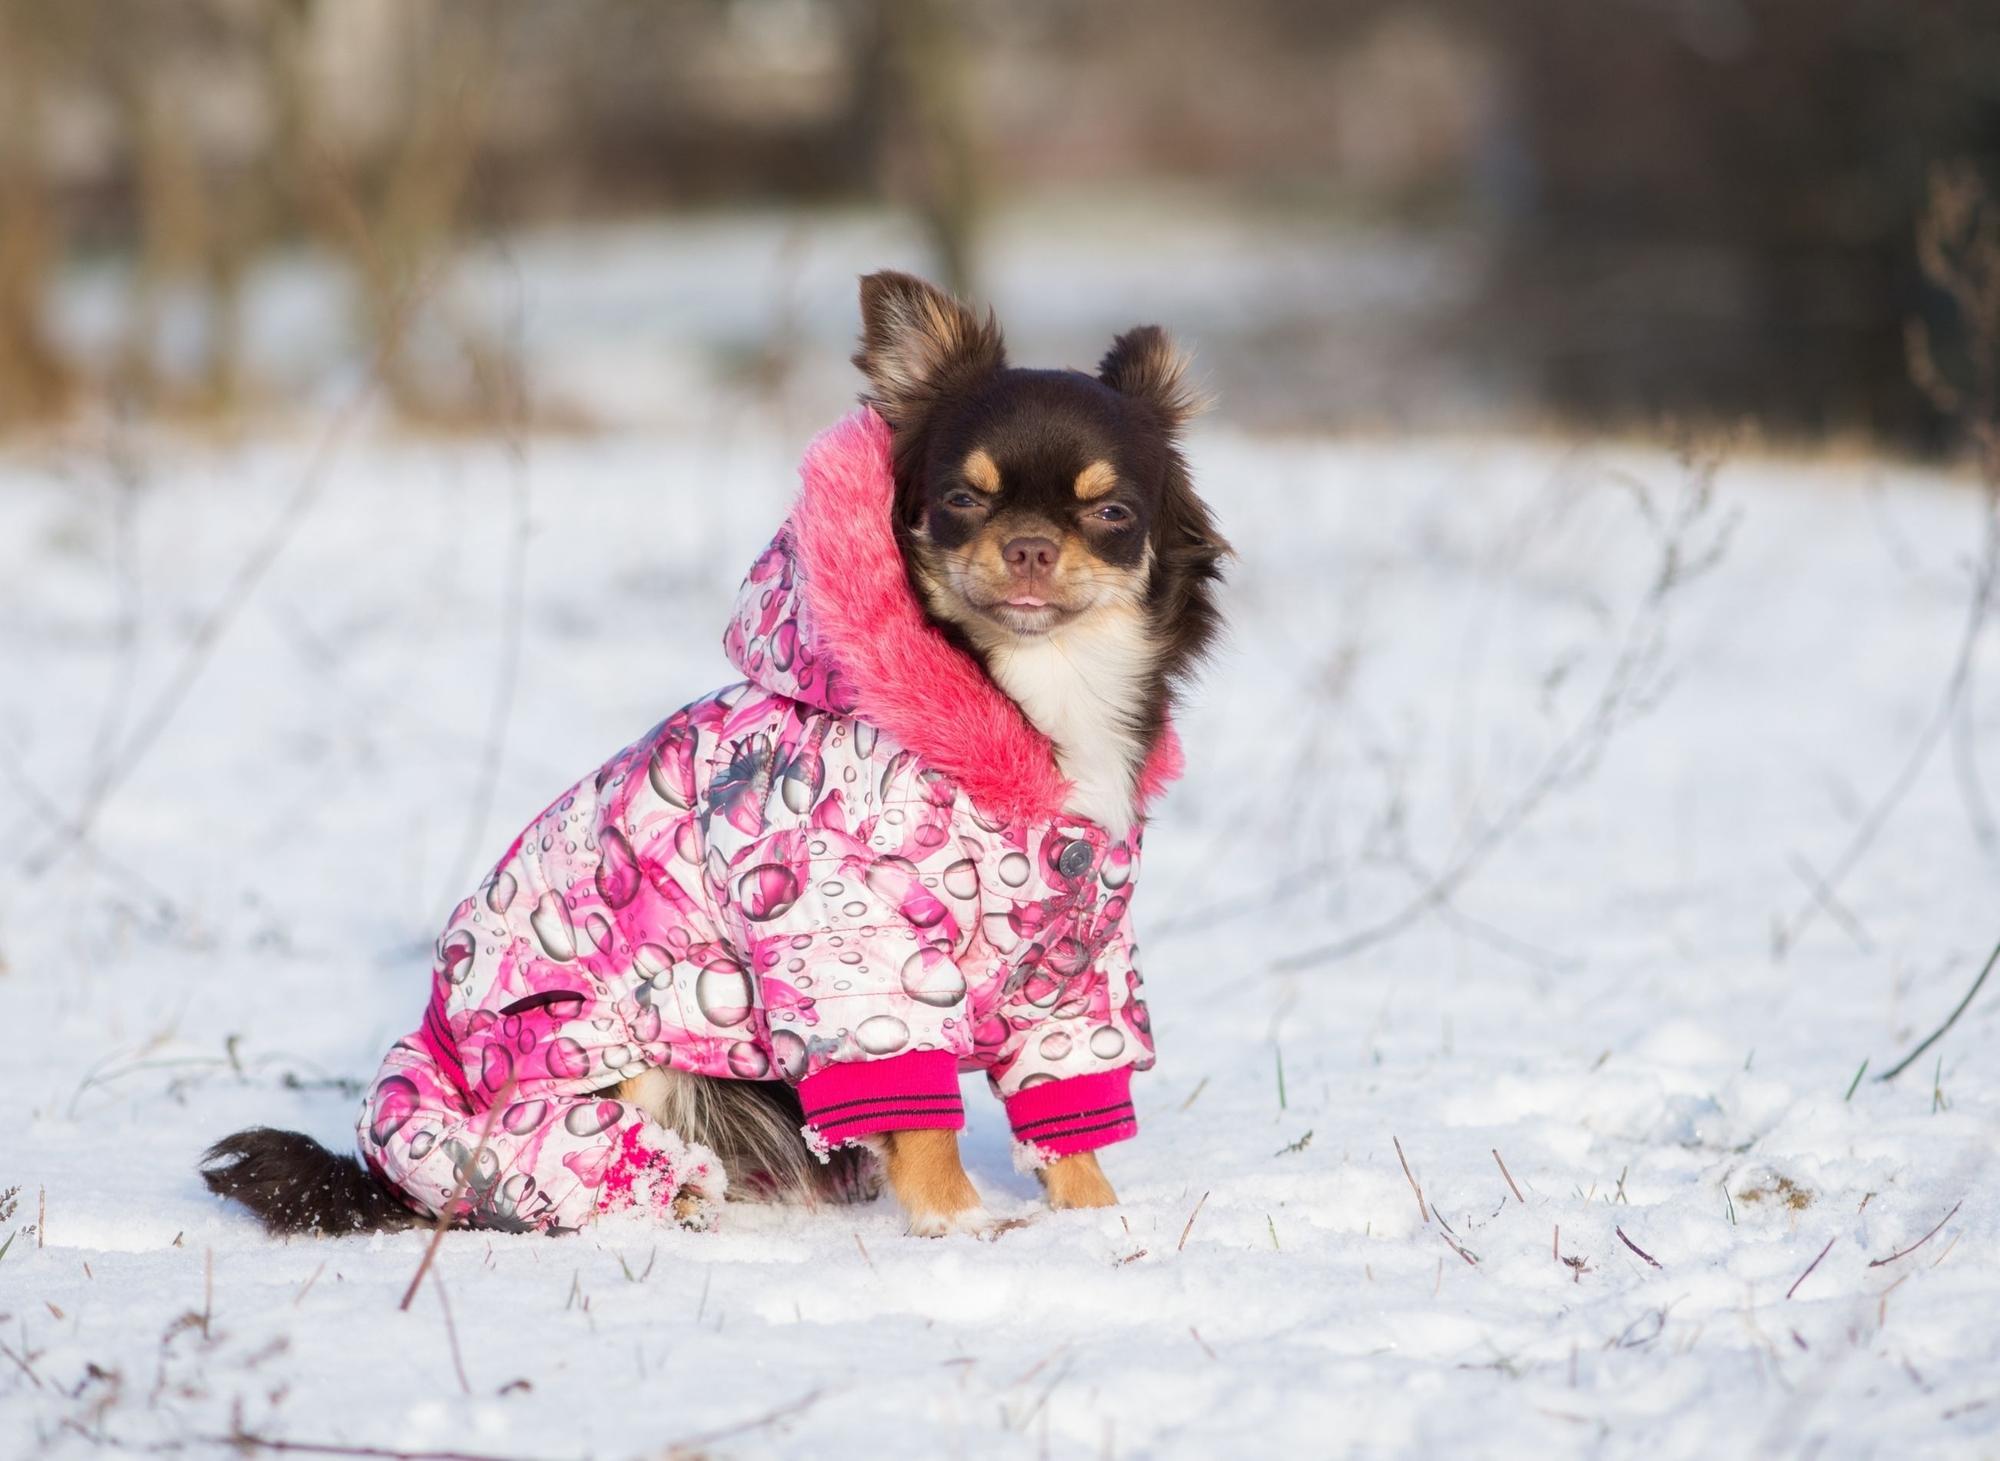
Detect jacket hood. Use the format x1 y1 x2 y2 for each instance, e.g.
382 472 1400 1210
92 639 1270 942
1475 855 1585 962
722 408 1182 828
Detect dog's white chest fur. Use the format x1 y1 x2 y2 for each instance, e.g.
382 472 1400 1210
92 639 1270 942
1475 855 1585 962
985 605 1152 839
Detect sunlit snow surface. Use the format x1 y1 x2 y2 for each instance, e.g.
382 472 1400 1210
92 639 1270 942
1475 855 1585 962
0 411 1995 1459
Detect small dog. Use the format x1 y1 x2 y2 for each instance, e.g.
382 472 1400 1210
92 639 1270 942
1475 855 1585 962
202 271 1225 1238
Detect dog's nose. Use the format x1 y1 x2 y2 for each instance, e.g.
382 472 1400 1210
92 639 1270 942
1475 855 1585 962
1002 537 1059 576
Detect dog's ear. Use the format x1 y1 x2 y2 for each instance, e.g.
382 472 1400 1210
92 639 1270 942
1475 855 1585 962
1098 324 1207 433
853 271 1005 430
1105 326 1226 683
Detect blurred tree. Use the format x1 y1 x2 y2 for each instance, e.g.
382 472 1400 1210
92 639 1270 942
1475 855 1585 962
0 0 71 426
270 0 503 422
873 0 983 296
1462 0 2000 446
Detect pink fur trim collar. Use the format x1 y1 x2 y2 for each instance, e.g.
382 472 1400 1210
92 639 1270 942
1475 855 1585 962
783 409 1180 828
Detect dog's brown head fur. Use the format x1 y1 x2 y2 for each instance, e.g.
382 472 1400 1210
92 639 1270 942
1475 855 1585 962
852 270 1226 792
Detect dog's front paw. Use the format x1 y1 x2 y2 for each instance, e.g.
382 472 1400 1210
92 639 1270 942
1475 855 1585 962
905 1203 998 1239
1039 1151 1118 1210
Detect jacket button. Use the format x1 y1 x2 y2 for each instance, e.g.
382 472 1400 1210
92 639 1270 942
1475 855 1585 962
1057 839 1094 879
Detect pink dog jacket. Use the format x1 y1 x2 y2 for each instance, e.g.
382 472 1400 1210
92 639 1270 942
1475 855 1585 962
356 409 1173 1231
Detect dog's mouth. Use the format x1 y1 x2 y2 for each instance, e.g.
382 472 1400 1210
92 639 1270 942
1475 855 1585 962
974 592 1076 636
914 543 1119 641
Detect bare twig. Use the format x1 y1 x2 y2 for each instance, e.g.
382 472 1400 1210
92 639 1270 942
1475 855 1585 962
433 1270 470 1397
1771 521 1995 958
442 273 532 897
0 1338 42 1388
1779 166 2000 956
1439 1230 1479 1267
1877 941 1999 1082
1276 454 1733 973
1493 1149 1526 1204
1868 1200 1963 1268
1785 853 1875 953
1786 1237 1836 1300
1177 1191 1210 1252
1393 1136 1429 1226
660 1389 823 1459
21 254 452 882
294 1261 325 1308
1952 685 1997 854
79 437 146 816
214 1435 539 1461
400 1075 515 1311
0 743 180 924
1615 1227 1662 1269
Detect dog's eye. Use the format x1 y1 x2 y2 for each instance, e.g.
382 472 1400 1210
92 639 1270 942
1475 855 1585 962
945 491 983 510
1093 503 1134 525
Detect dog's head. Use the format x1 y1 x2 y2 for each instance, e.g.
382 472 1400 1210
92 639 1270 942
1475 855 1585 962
852 270 1227 724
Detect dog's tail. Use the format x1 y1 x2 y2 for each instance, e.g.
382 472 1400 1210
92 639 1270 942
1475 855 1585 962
199 1127 422 1235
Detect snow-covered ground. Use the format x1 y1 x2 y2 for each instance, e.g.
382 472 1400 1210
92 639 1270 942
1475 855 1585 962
0 404 1995 1459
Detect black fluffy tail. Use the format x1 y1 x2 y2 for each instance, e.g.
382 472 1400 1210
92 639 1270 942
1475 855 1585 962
200 1128 422 1235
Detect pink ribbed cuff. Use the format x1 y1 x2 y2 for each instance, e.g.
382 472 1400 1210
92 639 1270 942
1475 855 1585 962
798 1050 964 1150
1005 1067 1138 1158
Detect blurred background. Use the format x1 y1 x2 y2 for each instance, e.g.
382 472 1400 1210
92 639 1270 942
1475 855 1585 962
3 0 1997 448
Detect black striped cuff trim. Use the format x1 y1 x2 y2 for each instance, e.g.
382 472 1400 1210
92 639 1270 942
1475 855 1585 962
1011 1101 1134 1136
813 1105 967 1132
1013 1112 1138 1143
805 1091 963 1119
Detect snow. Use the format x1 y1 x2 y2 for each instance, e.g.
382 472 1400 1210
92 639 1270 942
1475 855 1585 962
1 406 1996 1459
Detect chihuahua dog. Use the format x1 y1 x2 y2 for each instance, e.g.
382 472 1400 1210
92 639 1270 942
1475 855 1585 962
201 272 1224 1239
842 272 1225 1225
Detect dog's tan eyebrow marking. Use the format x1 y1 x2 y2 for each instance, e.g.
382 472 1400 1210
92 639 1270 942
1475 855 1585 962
1073 460 1119 500
962 449 1001 493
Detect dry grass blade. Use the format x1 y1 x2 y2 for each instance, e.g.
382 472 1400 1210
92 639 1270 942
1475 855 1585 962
1616 1227 1662 1269
1393 1136 1429 1225
1877 942 1999 1083
434 1269 470 1396
1868 1199 1963 1268
1787 1237 1836 1300
1178 1191 1211 1252
0 1337 43 1389
215 1436 545 1461
660 1390 824 1459
400 1075 516 1311
1493 1148 1526 1203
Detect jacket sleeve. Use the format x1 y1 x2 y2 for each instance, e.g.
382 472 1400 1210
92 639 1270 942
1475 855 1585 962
715 815 979 1155
980 861 1157 1163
